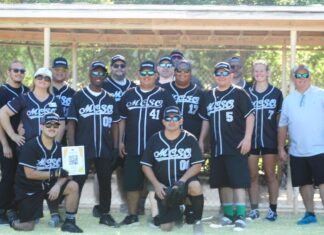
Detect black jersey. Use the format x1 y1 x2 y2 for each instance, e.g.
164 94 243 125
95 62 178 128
102 77 136 102
141 130 203 187
162 82 205 138
248 85 283 149
7 92 64 142
119 86 175 156
67 87 120 159
15 136 62 197
53 84 75 119
202 85 254 157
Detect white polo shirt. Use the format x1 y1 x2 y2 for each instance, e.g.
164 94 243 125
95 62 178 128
279 85 324 157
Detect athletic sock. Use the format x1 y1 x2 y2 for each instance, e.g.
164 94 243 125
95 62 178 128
236 204 246 219
270 204 277 212
65 211 76 222
189 195 204 221
223 203 234 219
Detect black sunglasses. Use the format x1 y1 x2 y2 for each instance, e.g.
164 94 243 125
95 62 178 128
112 64 126 69
164 115 181 122
214 71 230 77
45 122 60 129
11 68 26 74
91 71 106 77
35 75 51 82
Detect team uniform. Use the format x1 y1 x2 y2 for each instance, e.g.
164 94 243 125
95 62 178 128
6 92 64 142
53 85 75 119
0 84 29 213
248 85 283 155
67 87 120 213
102 77 136 102
162 82 205 139
141 130 204 224
15 136 67 222
202 85 254 188
119 86 175 190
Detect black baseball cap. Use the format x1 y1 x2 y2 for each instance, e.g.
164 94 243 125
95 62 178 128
158 56 172 64
170 50 184 58
139 60 155 71
214 62 231 72
111 54 126 66
163 106 181 118
41 112 60 124
52 57 68 69
90 61 107 71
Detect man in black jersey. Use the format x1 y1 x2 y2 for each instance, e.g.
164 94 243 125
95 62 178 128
227 56 251 92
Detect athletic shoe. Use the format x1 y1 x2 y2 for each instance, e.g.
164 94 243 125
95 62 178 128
297 212 317 225
193 220 204 235
99 213 117 227
118 215 139 227
6 210 17 226
0 213 9 226
246 209 260 221
61 221 83 233
265 208 278 222
149 216 160 229
92 205 102 218
209 216 234 228
233 216 246 231
185 209 195 224
48 214 61 227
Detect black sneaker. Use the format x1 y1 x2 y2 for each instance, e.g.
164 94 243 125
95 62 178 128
92 205 102 218
119 215 139 227
0 213 9 226
61 221 83 233
6 210 17 226
99 214 117 227
185 209 195 224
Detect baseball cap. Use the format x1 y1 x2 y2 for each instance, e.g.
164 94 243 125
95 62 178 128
41 112 60 124
175 60 192 71
292 64 311 74
214 62 231 72
52 57 68 69
139 60 155 71
34 67 52 80
159 56 172 64
227 56 241 63
163 106 181 118
90 61 107 71
170 49 184 58
111 54 126 66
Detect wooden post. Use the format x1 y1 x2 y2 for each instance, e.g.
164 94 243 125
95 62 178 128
72 42 78 90
43 27 50 67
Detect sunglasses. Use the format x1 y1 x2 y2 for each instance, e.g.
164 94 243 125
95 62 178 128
295 73 309 79
230 64 241 69
215 71 230 77
45 122 60 129
171 55 183 61
91 71 106 77
35 75 51 82
175 69 190 73
112 64 126 69
159 63 173 68
140 70 155 76
164 115 181 122
11 68 26 74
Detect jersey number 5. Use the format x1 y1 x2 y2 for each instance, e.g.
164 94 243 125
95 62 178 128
226 111 233 122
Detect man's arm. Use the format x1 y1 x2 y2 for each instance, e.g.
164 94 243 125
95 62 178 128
142 165 166 200
118 119 127 158
237 113 254 155
278 126 288 162
0 123 12 158
178 163 202 183
66 120 76 146
112 122 119 149
198 120 209 153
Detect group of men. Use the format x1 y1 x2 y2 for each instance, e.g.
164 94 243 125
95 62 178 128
0 49 323 234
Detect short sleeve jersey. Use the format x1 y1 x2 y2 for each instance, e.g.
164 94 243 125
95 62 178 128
102 77 136 102
248 85 283 149
141 130 204 187
162 82 206 138
15 136 62 196
68 88 120 159
7 92 64 142
119 86 176 156
202 85 254 157
53 85 76 119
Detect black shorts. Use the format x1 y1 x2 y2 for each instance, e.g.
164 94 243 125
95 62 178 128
250 148 278 155
290 153 324 187
123 155 144 191
209 155 250 189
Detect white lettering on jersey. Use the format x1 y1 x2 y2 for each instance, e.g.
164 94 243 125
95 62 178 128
153 147 192 162
113 91 124 102
27 107 58 119
126 99 163 110
172 95 200 105
79 104 114 118
59 96 72 107
252 99 277 110
36 158 61 170
207 99 234 115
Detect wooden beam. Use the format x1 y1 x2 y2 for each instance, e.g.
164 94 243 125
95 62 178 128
43 27 50 67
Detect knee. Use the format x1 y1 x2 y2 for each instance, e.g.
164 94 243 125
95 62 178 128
160 223 173 231
264 169 277 182
66 181 79 195
188 181 203 196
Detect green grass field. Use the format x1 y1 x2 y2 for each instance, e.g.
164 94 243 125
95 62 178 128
1 209 324 235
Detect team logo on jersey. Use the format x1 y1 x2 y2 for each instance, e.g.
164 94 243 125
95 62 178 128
153 147 192 162
113 91 124 102
79 104 114 118
48 102 58 108
27 107 58 119
36 157 61 170
172 94 200 105
59 96 72 107
253 99 277 110
207 99 234 115
126 99 163 110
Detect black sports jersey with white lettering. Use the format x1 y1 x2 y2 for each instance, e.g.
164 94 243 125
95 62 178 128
202 85 254 157
53 85 75 119
248 85 283 149
102 77 136 102
162 82 205 138
141 130 203 187
68 88 120 159
15 136 61 197
7 92 64 142
119 86 175 156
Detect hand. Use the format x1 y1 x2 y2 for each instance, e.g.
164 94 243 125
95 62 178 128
2 144 13 159
11 133 25 147
279 148 288 162
17 123 25 136
119 142 127 159
50 168 69 180
237 136 251 155
47 184 60 201
154 182 167 200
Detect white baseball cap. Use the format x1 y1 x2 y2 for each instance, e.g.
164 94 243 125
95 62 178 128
34 67 52 80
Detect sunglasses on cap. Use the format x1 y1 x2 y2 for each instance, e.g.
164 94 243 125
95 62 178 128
35 75 51 82
140 70 155 76
164 115 181 122
11 68 26 74
295 73 309 79
214 71 230 77
159 63 173 68
112 63 126 69
91 71 106 77
44 122 60 129
171 55 183 60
